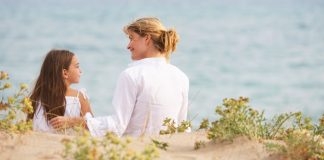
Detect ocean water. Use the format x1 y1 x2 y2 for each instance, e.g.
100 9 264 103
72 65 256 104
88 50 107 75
1 0 324 126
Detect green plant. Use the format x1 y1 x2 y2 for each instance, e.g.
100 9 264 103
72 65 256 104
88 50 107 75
206 97 267 141
159 118 192 135
201 97 324 159
177 120 192 132
266 129 324 160
194 140 206 150
0 71 33 133
284 129 323 160
313 113 324 136
198 118 209 130
156 117 192 151
264 142 286 154
265 114 324 160
263 112 300 139
151 139 169 151
62 130 160 160
159 118 176 135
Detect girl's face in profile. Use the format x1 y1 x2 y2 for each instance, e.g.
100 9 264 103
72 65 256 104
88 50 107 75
64 55 82 85
127 31 148 60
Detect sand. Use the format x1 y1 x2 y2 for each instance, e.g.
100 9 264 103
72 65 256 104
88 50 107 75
0 131 279 160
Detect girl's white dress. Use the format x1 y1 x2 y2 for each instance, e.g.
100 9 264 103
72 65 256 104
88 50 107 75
32 89 87 134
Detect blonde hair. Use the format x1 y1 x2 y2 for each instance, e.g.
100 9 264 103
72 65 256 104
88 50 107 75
123 17 179 59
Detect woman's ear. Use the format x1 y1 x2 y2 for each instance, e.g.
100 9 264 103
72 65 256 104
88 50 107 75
62 69 68 79
144 34 151 45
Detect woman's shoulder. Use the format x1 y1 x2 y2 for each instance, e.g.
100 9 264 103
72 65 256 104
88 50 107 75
168 64 189 80
120 67 140 80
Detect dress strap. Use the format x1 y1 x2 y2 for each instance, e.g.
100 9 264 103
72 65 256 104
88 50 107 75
76 90 80 98
78 88 89 99
77 88 89 100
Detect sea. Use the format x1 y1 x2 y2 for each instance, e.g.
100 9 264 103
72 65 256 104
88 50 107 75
1 0 324 126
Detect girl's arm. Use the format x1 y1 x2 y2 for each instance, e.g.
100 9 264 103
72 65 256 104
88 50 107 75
79 91 93 117
50 91 93 130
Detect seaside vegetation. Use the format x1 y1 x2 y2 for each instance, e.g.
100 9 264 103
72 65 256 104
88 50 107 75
153 115 192 150
61 129 159 160
197 97 324 159
0 71 33 134
0 70 323 159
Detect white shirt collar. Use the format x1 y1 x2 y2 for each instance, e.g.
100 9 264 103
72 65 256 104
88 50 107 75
128 57 166 67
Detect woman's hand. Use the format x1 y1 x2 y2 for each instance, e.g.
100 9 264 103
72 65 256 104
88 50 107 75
50 116 87 130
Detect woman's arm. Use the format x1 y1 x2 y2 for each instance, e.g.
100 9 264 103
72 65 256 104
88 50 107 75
50 116 86 129
86 71 137 137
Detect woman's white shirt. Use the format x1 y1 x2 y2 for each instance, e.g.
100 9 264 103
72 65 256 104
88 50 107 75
86 57 189 137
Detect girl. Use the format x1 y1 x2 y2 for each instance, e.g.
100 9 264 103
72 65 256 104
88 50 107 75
83 17 190 137
28 49 93 133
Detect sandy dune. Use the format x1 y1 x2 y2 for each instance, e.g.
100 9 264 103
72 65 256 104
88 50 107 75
0 131 279 160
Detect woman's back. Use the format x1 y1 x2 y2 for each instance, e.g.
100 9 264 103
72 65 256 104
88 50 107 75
116 57 189 136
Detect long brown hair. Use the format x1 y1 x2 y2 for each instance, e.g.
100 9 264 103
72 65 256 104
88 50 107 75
28 49 75 121
123 17 179 60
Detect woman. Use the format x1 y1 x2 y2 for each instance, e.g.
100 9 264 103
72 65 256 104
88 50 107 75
51 17 189 137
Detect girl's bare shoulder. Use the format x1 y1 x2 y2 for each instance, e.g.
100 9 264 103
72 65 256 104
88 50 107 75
65 88 79 97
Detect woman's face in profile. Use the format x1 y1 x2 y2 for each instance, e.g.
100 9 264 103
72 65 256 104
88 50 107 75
126 31 148 60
